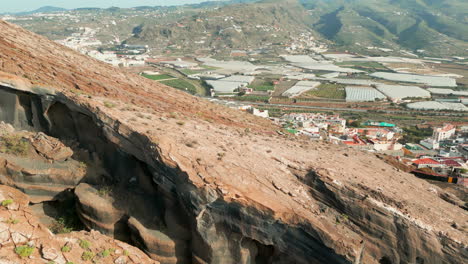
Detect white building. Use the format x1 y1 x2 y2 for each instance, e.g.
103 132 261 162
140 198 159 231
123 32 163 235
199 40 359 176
248 108 269 118
420 138 440 150
433 124 456 142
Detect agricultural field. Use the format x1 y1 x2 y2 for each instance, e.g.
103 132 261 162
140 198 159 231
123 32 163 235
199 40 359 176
232 95 271 102
305 83 346 99
430 63 468 89
161 79 197 94
272 80 297 96
248 79 275 91
179 69 201 75
335 61 388 72
142 74 174 81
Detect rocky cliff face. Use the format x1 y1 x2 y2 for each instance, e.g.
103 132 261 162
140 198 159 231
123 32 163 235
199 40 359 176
0 20 466 264
0 184 158 264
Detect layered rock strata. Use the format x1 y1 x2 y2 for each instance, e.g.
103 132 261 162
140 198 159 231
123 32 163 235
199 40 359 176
0 184 158 264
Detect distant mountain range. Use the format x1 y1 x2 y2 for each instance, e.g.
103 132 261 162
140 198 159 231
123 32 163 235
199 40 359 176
1 1 258 15
302 0 468 56
5 0 467 57
127 0 467 56
128 0 313 54
2 6 68 15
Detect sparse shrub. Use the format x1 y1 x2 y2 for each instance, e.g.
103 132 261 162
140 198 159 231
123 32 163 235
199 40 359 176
1 199 13 207
79 239 91 250
61 245 71 252
100 249 111 258
5 217 19 224
336 214 349 224
47 261 56 264
0 135 29 156
81 251 95 261
97 186 112 197
217 152 225 160
50 218 73 234
341 214 349 221
103 101 116 108
15 245 35 258
66 262 74 264
176 121 185 126
78 161 87 168
123 250 130 256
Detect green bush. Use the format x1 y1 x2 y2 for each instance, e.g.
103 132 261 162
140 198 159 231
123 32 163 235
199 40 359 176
15 245 35 258
61 245 71 252
100 249 111 258
81 251 95 261
1 199 13 207
104 101 116 108
79 239 91 250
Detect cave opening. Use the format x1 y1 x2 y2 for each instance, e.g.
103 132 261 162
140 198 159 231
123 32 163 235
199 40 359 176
379 256 392 264
0 86 197 263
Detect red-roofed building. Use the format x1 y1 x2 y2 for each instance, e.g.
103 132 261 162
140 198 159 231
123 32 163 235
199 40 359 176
412 158 443 169
440 159 462 167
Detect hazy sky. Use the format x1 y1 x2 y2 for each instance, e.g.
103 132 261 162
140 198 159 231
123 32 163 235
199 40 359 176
1 0 215 13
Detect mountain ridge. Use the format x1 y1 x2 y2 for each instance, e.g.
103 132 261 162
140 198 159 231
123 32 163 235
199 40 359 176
303 0 468 55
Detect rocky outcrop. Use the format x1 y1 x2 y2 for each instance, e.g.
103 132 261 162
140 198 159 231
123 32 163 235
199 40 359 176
30 132 74 162
0 20 466 264
0 126 86 203
0 184 158 264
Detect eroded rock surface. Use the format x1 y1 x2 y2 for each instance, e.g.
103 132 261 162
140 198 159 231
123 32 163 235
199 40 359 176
0 184 158 264
0 126 86 203
0 20 466 264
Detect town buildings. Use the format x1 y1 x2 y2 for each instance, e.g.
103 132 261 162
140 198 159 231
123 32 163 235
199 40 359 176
433 124 456 142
